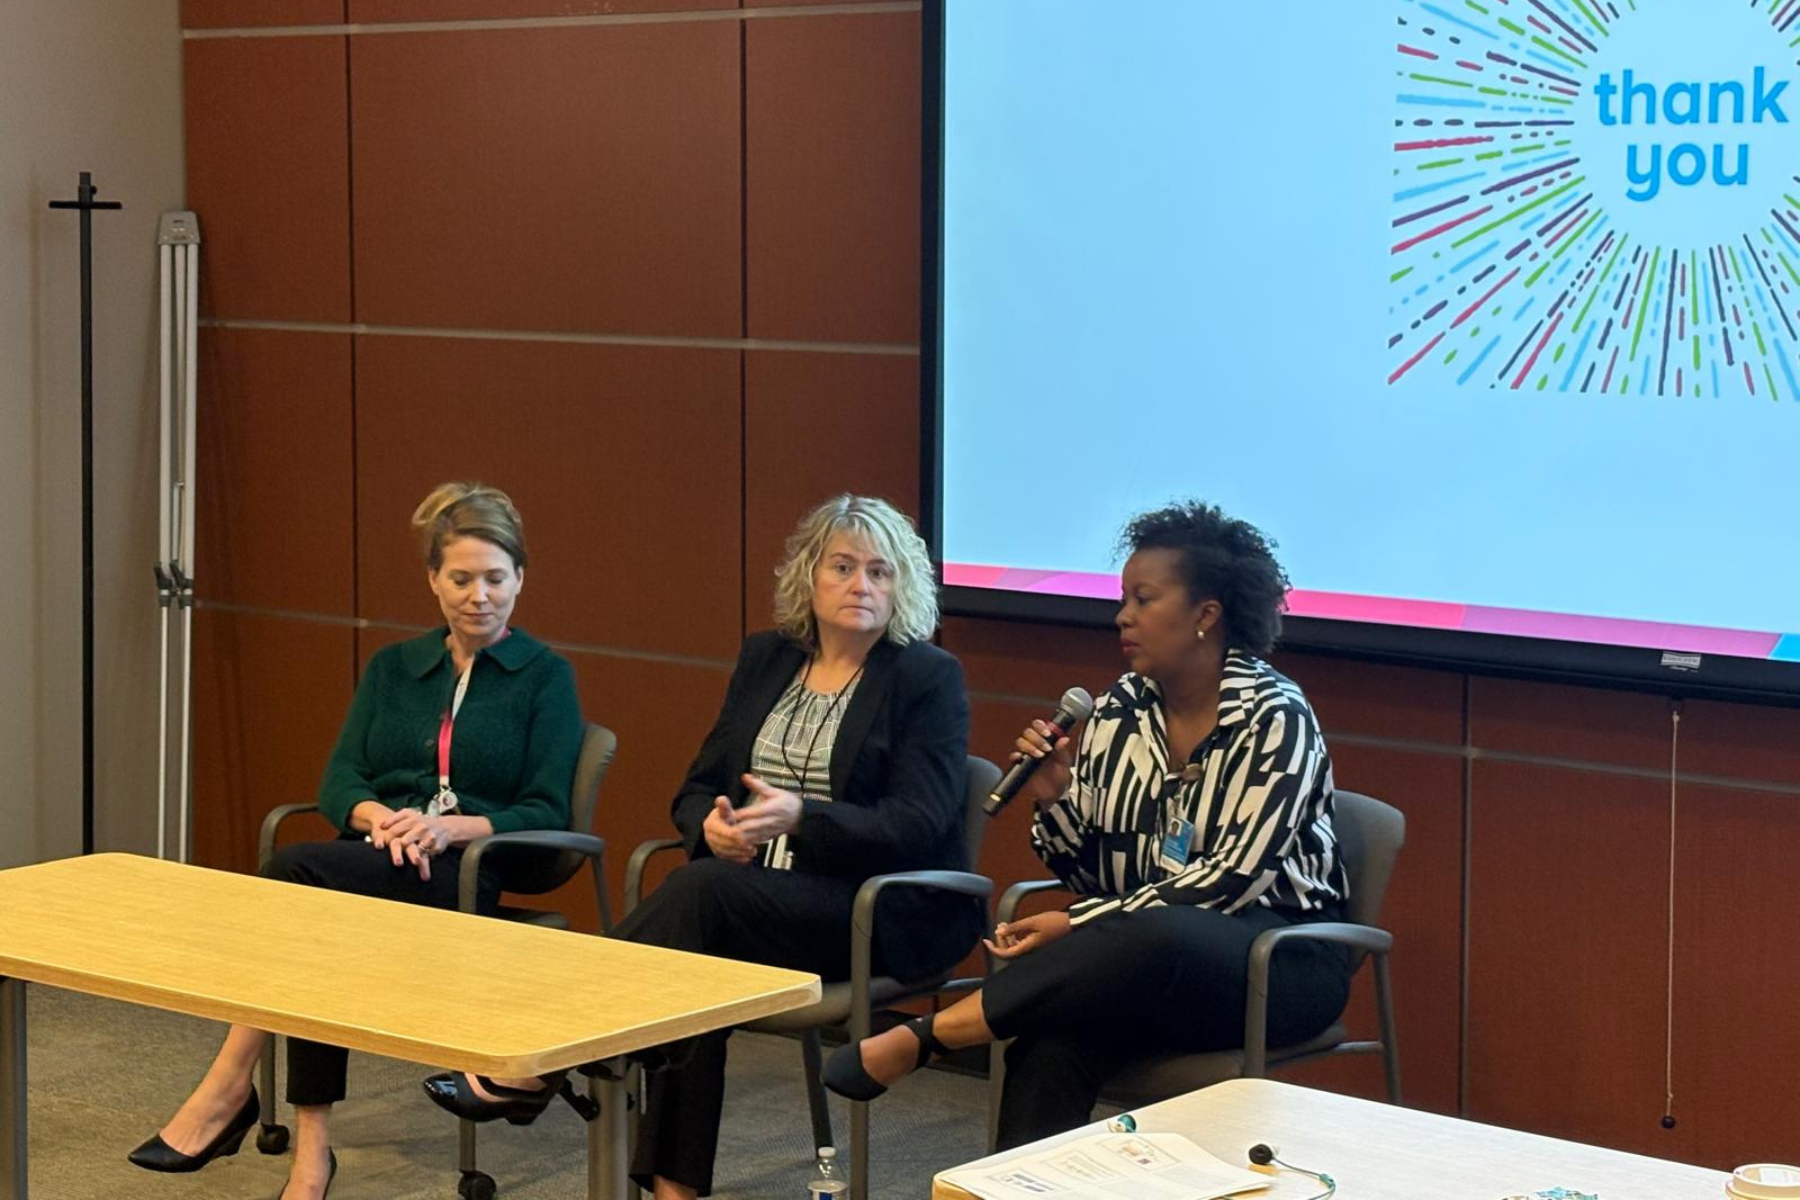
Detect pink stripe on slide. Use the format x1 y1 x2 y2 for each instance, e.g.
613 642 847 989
1285 589 1467 629
1461 607 1781 657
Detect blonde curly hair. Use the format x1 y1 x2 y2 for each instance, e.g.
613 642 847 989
772 495 939 648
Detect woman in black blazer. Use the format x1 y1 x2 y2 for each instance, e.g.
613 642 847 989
425 494 976 1199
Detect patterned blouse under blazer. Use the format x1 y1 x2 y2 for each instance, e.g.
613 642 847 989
1031 649 1347 927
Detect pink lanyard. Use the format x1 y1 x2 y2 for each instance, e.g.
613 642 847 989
431 663 473 815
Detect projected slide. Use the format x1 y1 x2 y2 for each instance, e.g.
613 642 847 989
939 0 1800 662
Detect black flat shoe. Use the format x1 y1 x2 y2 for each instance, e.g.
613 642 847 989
823 1013 947 1102
422 1071 568 1126
127 1085 260 1172
276 1149 336 1200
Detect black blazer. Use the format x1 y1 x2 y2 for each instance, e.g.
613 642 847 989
671 630 980 980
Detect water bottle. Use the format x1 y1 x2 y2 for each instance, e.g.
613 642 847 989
809 1146 847 1198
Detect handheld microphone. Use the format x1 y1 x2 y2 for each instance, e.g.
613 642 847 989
984 687 1094 816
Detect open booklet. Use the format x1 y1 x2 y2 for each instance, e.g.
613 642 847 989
938 1132 1272 1200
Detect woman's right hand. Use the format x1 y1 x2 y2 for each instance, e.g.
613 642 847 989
1012 720 1074 808
350 800 398 842
702 796 757 863
983 910 1073 959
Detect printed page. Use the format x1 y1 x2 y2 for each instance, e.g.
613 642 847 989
940 1132 1272 1200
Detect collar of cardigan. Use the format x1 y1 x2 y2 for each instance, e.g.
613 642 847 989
400 626 546 678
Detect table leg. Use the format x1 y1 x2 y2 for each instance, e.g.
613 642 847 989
0 977 25 1200
588 1062 628 1200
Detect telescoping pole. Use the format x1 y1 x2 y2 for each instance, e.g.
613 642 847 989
155 211 200 862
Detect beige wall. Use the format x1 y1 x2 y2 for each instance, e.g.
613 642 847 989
0 0 185 866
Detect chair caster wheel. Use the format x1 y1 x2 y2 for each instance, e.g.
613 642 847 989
459 1170 498 1200
256 1123 290 1154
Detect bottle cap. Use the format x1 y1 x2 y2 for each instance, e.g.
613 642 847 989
1728 1165 1800 1200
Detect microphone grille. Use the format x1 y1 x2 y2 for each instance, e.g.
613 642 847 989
1059 686 1095 722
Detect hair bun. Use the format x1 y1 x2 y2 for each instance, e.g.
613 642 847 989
410 482 527 570
411 482 475 534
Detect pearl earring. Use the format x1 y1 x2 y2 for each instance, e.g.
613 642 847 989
1195 628 1206 642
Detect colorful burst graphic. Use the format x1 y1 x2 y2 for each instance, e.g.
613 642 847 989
1387 0 1800 399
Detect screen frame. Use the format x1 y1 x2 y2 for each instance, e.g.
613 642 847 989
919 0 1800 707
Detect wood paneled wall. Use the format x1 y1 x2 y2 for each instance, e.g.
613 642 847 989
181 0 1800 1172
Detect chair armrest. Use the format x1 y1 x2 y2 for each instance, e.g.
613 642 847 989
1242 920 1393 1076
1249 922 1392 977
851 871 993 930
258 804 322 871
846 870 994 1039
996 878 1071 925
458 831 609 921
624 838 685 914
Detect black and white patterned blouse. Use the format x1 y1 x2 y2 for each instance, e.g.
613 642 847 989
1031 650 1345 925
747 671 863 870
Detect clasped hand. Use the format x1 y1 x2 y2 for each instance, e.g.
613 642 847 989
702 774 803 863
370 808 455 880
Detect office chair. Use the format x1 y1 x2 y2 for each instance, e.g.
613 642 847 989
624 755 1001 1200
253 722 617 1200
987 788 1404 1144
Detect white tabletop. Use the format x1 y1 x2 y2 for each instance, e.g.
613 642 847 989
935 1078 1731 1200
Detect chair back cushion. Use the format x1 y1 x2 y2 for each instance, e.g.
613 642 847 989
962 755 1002 867
506 722 617 896
1332 790 1405 927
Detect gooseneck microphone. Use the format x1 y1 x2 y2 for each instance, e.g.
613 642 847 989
984 687 1094 816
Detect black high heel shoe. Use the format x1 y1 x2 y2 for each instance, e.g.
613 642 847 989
422 1071 579 1126
275 1148 336 1200
127 1085 260 1172
822 1013 948 1102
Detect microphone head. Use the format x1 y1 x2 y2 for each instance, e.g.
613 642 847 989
1058 686 1095 723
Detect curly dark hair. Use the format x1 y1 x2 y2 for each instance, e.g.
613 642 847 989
1117 501 1290 655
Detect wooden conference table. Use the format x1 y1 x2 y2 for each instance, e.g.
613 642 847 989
935 1077 1731 1199
0 853 820 1200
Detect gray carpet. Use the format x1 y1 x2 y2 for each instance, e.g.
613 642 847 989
23 988 995 1199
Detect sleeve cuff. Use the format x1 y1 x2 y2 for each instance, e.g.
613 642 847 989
484 809 524 835
1068 895 1120 926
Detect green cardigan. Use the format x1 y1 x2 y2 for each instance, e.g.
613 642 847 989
317 627 583 835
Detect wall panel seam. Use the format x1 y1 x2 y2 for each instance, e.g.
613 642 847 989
1458 674 1472 1118
737 11 750 644
1342 732 1800 797
965 691 1800 796
196 602 735 671
184 3 922 39
344 29 362 663
199 318 919 357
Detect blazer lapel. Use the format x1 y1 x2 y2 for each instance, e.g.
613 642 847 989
731 636 808 804
829 638 896 804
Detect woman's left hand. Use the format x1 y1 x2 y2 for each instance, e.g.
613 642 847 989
732 774 804 846
984 910 1073 959
377 809 455 880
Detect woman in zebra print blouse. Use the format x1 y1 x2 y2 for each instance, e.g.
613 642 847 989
824 501 1353 1148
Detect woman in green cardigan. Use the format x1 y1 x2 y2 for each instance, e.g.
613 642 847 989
128 482 584 1200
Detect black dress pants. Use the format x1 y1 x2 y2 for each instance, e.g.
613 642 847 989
260 835 506 1107
612 857 864 1197
982 904 1351 1151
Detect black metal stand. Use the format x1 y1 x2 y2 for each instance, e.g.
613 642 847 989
48 173 122 857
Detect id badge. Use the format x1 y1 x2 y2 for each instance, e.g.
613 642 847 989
1158 811 1195 874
